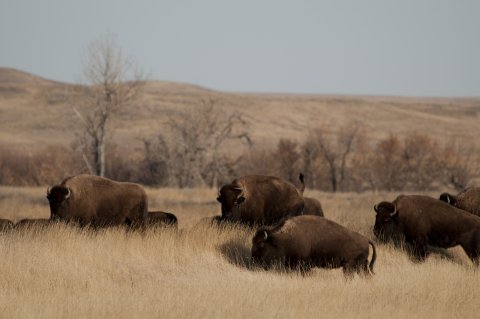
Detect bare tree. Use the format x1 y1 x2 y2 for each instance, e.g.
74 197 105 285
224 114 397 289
273 139 300 183
370 134 406 191
150 99 251 188
442 140 480 191
307 123 361 192
401 133 442 190
73 34 143 177
138 136 170 186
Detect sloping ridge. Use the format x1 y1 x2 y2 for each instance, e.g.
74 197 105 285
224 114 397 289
0 67 59 85
1 67 480 152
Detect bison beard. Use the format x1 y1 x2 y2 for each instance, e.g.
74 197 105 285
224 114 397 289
251 215 376 276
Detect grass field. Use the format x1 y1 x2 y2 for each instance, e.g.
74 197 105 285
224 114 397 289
0 186 479 318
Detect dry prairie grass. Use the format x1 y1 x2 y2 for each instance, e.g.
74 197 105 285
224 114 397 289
0 186 479 318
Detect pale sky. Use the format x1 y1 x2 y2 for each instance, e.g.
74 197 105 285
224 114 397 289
1 0 479 96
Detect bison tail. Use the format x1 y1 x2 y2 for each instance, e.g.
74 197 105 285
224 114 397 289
298 173 305 194
368 240 377 275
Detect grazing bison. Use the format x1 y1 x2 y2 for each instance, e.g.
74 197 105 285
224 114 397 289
147 211 178 228
216 175 305 225
439 187 480 217
303 197 324 217
252 215 376 275
15 219 51 228
374 195 480 265
0 219 14 231
46 174 148 228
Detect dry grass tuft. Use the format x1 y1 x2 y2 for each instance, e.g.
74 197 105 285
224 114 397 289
0 187 479 318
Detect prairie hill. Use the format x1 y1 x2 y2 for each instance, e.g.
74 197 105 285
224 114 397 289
1 67 479 152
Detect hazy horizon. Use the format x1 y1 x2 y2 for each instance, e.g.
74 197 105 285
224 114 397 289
1 0 479 97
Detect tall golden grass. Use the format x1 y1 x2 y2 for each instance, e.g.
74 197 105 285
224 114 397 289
0 186 478 318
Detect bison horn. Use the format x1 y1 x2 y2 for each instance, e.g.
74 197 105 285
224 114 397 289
233 187 244 201
65 187 71 200
47 186 51 196
374 204 378 213
446 194 451 205
263 230 268 240
390 206 397 217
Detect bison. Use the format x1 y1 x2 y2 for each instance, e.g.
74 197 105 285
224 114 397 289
251 215 376 275
374 195 480 265
216 175 305 225
46 174 148 228
439 187 480 217
303 197 324 217
147 211 178 228
0 219 14 231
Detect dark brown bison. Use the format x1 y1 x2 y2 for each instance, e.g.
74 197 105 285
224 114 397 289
46 174 148 228
147 211 178 228
303 197 324 217
374 195 480 265
0 219 14 231
15 219 51 229
252 215 376 275
216 175 305 225
439 187 480 217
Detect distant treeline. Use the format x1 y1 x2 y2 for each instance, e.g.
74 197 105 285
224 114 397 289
0 129 478 192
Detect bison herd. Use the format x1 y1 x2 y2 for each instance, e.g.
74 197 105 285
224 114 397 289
2 173 480 276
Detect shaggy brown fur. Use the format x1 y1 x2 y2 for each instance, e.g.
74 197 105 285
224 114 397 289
303 197 324 217
217 175 304 225
47 174 148 228
439 187 480 217
252 215 376 275
374 195 480 265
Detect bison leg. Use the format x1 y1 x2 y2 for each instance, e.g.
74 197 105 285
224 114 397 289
342 264 356 278
126 200 148 230
409 241 428 262
343 259 371 277
286 258 311 275
465 250 480 267
461 246 479 266
358 261 372 277
461 233 480 266
285 257 301 271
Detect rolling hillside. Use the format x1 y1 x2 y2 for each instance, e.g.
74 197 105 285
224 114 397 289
1 67 479 152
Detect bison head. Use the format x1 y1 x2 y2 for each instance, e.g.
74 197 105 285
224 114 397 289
439 193 457 207
46 185 71 219
216 185 245 219
251 229 284 268
373 201 399 242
